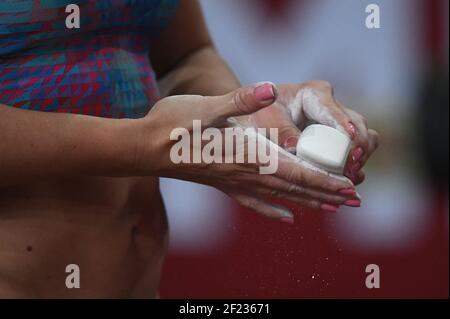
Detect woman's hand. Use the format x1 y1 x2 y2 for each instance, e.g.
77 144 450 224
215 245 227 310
241 81 380 185
134 83 360 222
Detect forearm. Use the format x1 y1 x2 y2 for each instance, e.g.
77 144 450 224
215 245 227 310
0 104 140 186
158 46 240 97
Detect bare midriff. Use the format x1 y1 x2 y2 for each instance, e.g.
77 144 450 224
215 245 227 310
0 176 168 298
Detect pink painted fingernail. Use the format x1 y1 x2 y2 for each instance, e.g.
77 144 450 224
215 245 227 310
344 199 361 207
352 147 364 162
283 136 298 149
280 217 294 224
347 122 357 139
338 188 356 196
320 204 339 213
254 83 275 102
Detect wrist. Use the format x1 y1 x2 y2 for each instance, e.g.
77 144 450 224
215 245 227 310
128 113 168 176
86 117 143 176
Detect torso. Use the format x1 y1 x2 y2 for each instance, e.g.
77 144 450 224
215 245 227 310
0 177 168 298
0 0 179 298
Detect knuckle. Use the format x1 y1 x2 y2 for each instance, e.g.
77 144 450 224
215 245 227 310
232 88 253 115
355 113 367 126
327 195 343 204
308 200 321 209
234 195 251 208
324 177 341 192
232 91 246 114
288 167 302 184
371 130 380 149
245 197 258 210
278 125 299 140
289 184 304 194
330 106 349 119
270 189 279 197
307 80 333 92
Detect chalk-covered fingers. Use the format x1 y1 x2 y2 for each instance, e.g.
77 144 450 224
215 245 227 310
298 81 357 137
341 107 380 183
241 174 357 207
276 155 355 195
231 192 294 221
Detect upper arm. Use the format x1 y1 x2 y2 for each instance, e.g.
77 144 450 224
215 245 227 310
149 0 213 78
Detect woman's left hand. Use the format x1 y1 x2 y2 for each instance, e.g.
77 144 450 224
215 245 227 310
238 80 380 185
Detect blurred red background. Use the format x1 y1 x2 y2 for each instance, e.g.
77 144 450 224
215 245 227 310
161 191 448 298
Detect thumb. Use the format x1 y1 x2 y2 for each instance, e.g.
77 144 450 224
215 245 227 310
211 82 278 123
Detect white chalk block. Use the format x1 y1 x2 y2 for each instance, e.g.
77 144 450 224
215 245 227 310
296 124 351 174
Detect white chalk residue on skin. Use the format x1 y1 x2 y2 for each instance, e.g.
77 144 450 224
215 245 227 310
224 122 356 191
278 146 354 185
287 88 346 134
277 150 353 184
288 141 360 197
286 90 303 126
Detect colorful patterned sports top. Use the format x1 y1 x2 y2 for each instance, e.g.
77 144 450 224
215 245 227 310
0 0 180 118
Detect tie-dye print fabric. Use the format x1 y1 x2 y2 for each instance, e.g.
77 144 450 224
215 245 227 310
0 0 180 118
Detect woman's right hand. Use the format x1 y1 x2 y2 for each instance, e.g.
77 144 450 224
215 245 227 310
134 83 360 222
